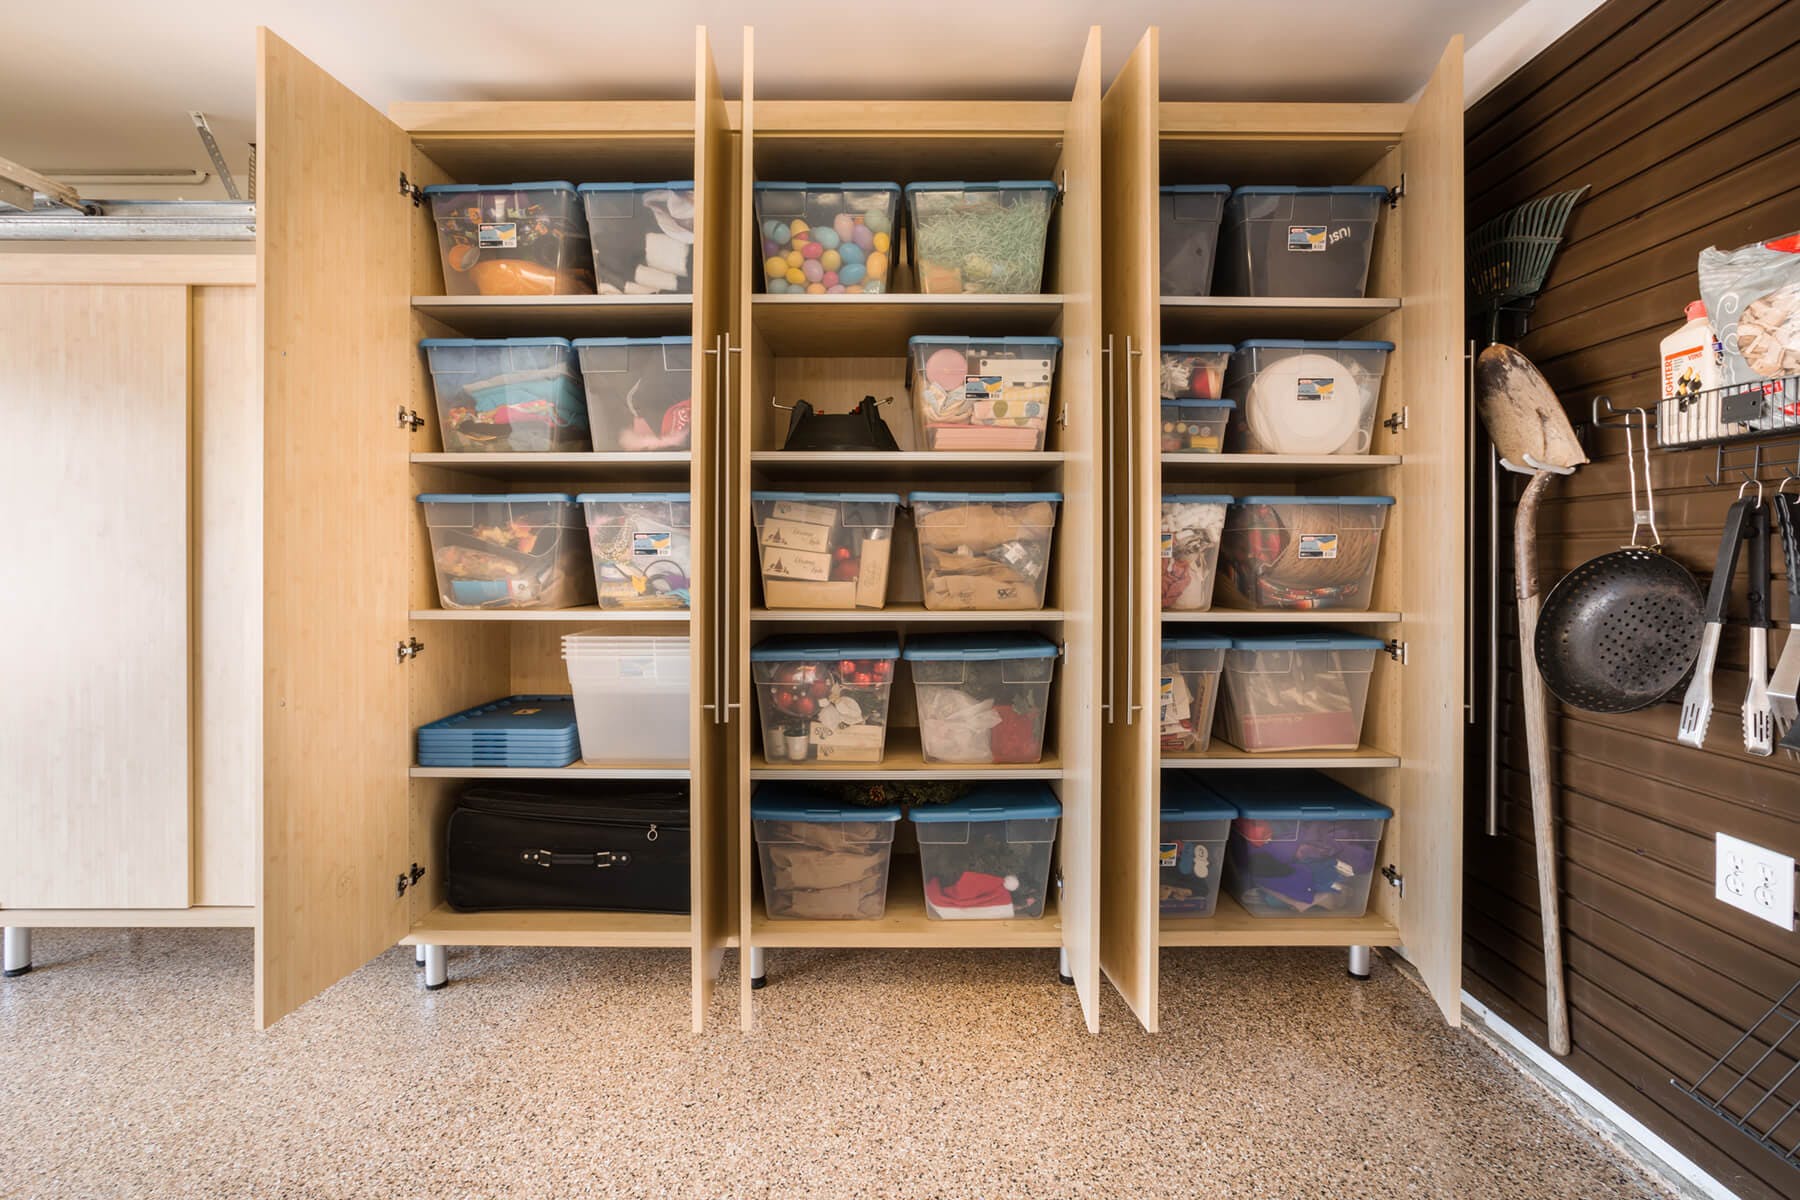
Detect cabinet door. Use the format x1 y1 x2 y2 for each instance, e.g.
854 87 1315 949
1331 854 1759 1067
257 28 414 1028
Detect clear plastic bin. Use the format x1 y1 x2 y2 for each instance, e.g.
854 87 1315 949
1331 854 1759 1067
909 491 1061 611
755 182 900 295
908 335 1060 451
1215 185 1388 298
1159 186 1230 296
903 633 1058 765
905 181 1057 295
577 492 693 610
1161 494 1231 612
1160 399 1236 455
561 634 690 764
752 786 901 920
1160 343 1234 401
418 493 595 610
1160 634 1228 753
424 182 594 296
1218 495 1393 611
911 783 1060 919
420 337 589 454
1225 339 1392 456
578 181 695 296
1214 770 1392 917
751 634 900 763
573 336 694 453
751 491 901 610
1159 775 1236 916
1217 634 1382 753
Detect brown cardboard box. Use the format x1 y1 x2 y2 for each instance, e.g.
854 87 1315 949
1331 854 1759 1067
757 517 834 554
810 723 887 762
764 579 858 609
769 499 840 526
854 536 891 608
758 546 833 582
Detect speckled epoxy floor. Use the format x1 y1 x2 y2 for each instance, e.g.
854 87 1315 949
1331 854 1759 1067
0 930 1669 1200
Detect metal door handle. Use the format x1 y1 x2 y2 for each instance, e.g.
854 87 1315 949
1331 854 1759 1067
704 337 724 723
1101 334 1115 724
1125 336 1142 725
722 337 742 720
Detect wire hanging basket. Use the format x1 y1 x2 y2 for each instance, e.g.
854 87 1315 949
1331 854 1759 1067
1468 185 1588 344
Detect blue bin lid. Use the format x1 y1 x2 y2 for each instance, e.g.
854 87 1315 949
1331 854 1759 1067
1162 493 1233 505
1164 398 1238 410
1160 184 1232 195
1163 342 1235 353
1160 772 1238 821
1205 769 1393 821
905 180 1058 194
907 335 1062 349
750 633 900 661
1235 338 1395 352
418 695 577 735
418 492 575 504
1228 632 1385 652
756 181 901 192
422 181 576 194
420 336 572 349
902 632 1058 662
752 490 902 504
909 782 1060 823
577 180 695 192
908 491 1062 504
1236 495 1393 506
1228 185 1390 197
572 335 693 348
752 783 902 823
1162 632 1232 651
575 492 689 504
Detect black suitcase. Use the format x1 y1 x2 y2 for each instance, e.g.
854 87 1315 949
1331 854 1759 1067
446 784 690 913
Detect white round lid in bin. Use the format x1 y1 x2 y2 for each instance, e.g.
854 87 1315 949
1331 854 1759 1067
1235 339 1394 455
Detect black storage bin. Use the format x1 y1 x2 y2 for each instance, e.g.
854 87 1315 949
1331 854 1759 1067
1158 185 1229 296
1215 185 1388 298
446 783 690 913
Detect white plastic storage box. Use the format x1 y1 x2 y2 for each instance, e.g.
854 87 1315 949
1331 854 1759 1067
1159 773 1237 917
1218 495 1394 611
418 493 595 610
903 633 1058 765
910 783 1061 920
1160 400 1236 455
577 181 695 295
1161 494 1231 612
573 336 694 452
755 182 900 294
1217 633 1382 753
905 181 1057 294
909 491 1061 611
577 492 693 610
751 634 900 764
1224 339 1392 456
752 785 901 920
421 337 590 453
1216 770 1392 918
561 634 691 764
1160 343 1233 401
424 181 593 296
751 491 901 610
1159 185 1230 296
908 335 1060 451
1159 633 1229 753
1215 185 1388 298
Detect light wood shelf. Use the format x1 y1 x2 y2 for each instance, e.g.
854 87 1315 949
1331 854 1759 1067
1161 745 1400 769
750 728 1064 781
409 607 689 623
410 763 691 781
1161 453 1401 481
751 603 1065 623
752 293 1064 355
411 294 692 337
1158 894 1400 948
402 904 693 949
751 450 1064 483
1160 609 1400 624
1159 296 1399 341
410 451 691 481
750 857 1062 949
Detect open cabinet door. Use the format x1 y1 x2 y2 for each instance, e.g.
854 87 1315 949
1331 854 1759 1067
1396 36 1466 1025
1098 28 1161 1033
257 29 414 1028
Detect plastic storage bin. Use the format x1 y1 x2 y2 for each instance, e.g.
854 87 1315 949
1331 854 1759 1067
907 335 1060 451
903 633 1058 765
1159 185 1231 295
1160 400 1236 454
1159 774 1237 916
421 337 590 453
425 181 594 296
751 491 901 610
1217 633 1382 753
752 785 901 920
754 182 900 295
1218 495 1394 611
577 181 695 295
1159 633 1229 753
905 181 1058 295
911 783 1061 919
577 492 693 610
561 634 690 764
1160 343 1234 401
1215 185 1388 298
1161 494 1231 611
751 634 900 763
909 491 1061 611
573 336 694 452
1224 339 1392 456
419 493 595 610
1215 770 1393 917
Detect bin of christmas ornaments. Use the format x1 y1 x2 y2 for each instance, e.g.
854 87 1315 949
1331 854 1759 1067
904 180 1058 294
1214 769 1392 918
1161 493 1231 612
907 335 1060 451
573 336 694 452
577 492 692 610
1159 772 1237 917
1224 339 1392 456
1159 185 1231 295
903 632 1058 765
754 182 900 294
908 491 1061 611
1216 633 1382 753
909 783 1061 920
424 181 594 296
418 492 596 610
1215 185 1388 298
751 491 900 609
1217 494 1393 611
751 784 901 920
750 634 900 763
577 181 695 295
1160 633 1229 754
421 337 591 453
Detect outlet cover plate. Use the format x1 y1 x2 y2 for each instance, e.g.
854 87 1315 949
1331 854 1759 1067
1716 833 1796 931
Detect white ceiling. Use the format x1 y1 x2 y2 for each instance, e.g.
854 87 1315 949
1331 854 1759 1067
0 0 1528 200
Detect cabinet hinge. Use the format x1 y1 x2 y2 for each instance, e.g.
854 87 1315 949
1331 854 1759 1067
396 637 425 664
396 863 425 897
1383 639 1408 665
399 172 425 206
1386 176 1405 208
1382 864 1404 897
397 405 424 431
1383 406 1409 434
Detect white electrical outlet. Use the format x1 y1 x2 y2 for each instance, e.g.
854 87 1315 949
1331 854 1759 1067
1715 833 1796 930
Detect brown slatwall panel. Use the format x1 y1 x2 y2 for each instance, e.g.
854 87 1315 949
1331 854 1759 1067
1468 1 1800 1194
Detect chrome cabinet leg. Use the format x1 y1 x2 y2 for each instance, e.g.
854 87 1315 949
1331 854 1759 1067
1347 945 1372 980
748 945 767 990
414 945 426 967
3 928 30 978
1058 947 1074 986
422 944 447 991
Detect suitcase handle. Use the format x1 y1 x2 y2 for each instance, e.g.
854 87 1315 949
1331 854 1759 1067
520 849 633 869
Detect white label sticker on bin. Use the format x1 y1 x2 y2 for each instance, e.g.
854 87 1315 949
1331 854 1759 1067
1297 377 1336 402
1159 842 1179 867
633 530 673 557
1288 225 1327 252
974 356 1054 387
479 221 519 249
1160 531 1174 559
1298 533 1340 559
619 656 655 678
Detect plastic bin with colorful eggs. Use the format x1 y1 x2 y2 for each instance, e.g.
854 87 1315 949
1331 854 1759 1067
908 491 1061 611
903 633 1058 765
1213 769 1392 918
1215 185 1389 298
907 335 1060 451
1216 633 1382 753
752 784 901 920
1224 339 1391 456
754 182 899 295
910 783 1061 920
425 181 594 296
577 492 692 610
422 337 591 453
1217 494 1393 612
577 181 695 296
418 492 595 610
1158 773 1237 917
752 491 900 610
904 180 1058 294
573 336 694 452
1159 633 1228 754
751 634 900 763
1161 493 1230 611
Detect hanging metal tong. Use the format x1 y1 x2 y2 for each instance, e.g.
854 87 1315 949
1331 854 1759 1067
1678 484 1760 748
1744 489 1775 757
1769 484 1800 756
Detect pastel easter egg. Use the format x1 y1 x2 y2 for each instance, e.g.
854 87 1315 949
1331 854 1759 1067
785 267 806 285
814 228 840 250
863 208 891 235
838 242 865 266
833 213 856 241
764 256 788 278
770 222 790 245
790 218 809 236
873 231 890 253
839 262 866 285
821 249 842 271
785 249 803 268
827 284 846 293
801 240 824 259
761 219 780 238
851 224 875 251
802 259 824 282
763 237 780 258
865 251 888 278
805 282 826 294
767 278 791 293
822 270 839 287
846 284 865 293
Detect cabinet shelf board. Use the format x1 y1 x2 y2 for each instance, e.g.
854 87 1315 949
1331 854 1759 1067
410 607 689 624
1160 609 1400 624
411 294 692 337
1162 745 1399 769
751 450 1064 484
402 904 692 949
752 293 1063 355
1158 894 1400 948
410 451 691 481
410 763 690 780
750 857 1062 949
751 729 1063 781
751 603 1065 623
1161 453 1400 481
1160 296 1398 341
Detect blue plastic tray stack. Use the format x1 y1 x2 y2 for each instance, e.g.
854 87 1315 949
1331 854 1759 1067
416 695 581 768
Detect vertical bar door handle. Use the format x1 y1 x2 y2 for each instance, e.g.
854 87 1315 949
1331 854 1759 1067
1125 336 1142 725
704 338 724 723
1101 334 1115 724
723 338 742 718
